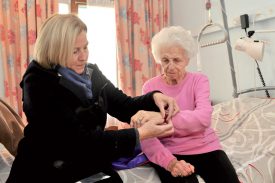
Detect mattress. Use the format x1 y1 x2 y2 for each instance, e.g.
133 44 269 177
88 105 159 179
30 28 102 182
211 97 275 183
117 164 161 183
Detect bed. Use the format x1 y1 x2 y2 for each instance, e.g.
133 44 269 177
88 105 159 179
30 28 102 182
211 97 275 183
1 98 275 183
115 97 275 183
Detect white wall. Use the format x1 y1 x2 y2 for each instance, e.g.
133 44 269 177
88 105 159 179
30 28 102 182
171 0 275 103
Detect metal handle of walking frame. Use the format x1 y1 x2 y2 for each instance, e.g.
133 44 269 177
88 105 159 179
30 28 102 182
197 23 228 48
196 22 229 71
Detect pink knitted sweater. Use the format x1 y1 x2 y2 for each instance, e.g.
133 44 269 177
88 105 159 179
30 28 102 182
141 72 221 169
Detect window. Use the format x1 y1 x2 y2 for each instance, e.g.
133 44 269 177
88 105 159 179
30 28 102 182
58 0 70 14
58 1 117 86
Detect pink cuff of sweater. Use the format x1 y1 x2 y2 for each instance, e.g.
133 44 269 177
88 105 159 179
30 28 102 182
161 154 177 170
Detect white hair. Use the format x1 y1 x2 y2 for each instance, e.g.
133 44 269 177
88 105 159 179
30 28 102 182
151 26 198 63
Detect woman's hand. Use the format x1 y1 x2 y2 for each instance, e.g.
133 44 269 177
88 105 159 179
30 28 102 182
152 92 179 121
167 159 195 177
137 117 174 140
130 110 163 128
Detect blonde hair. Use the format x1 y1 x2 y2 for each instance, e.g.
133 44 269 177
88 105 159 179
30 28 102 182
151 26 197 63
33 14 87 68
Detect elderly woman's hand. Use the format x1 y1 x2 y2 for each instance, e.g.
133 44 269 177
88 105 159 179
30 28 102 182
152 92 179 121
168 159 195 177
130 110 163 128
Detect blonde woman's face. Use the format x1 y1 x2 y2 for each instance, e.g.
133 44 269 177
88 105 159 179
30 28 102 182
67 31 89 74
159 45 189 84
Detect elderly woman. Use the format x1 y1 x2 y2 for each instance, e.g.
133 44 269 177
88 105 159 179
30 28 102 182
7 14 179 183
139 26 239 183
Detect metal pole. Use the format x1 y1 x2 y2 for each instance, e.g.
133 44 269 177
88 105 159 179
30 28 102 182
220 0 238 97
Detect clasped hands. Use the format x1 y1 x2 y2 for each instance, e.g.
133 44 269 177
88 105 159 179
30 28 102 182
130 92 179 140
131 92 179 128
130 110 174 140
167 158 195 177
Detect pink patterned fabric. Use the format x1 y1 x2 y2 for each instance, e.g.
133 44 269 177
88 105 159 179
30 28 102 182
115 0 169 96
0 0 57 118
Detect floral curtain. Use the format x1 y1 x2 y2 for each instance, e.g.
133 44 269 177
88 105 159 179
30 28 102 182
0 0 57 118
115 0 170 96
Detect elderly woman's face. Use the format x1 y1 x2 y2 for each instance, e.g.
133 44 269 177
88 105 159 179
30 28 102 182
159 45 189 84
67 31 89 74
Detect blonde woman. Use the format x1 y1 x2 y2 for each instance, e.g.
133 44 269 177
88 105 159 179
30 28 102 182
7 14 179 183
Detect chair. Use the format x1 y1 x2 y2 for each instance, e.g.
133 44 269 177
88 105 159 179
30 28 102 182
0 99 25 156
